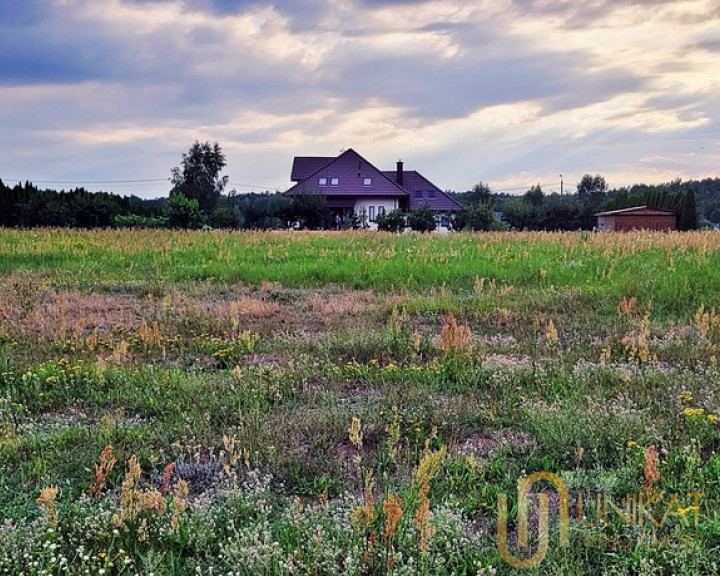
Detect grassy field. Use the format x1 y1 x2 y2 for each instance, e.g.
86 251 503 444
0 229 719 575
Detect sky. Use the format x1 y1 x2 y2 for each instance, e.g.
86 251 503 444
1 0 719 198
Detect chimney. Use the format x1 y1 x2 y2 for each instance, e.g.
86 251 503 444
396 160 404 187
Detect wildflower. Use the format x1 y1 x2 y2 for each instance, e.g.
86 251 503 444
708 414 718 424
90 445 116 499
385 417 401 461
415 445 446 488
545 319 559 348
627 441 638 448
161 462 176 495
170 480 189 533
382 493 403 545
352 473 376 532
348 417 363 450
683 407 705 418
600 343 611 363
678 391 694 404
437 314 472 355
36 486 59 528
643 445 660 495
414 445 446 554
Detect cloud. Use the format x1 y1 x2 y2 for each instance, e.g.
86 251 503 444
0 0 718 196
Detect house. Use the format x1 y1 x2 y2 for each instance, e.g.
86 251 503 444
285 148 461 228
594 206 677 232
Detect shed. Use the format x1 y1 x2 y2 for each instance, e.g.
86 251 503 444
594 206 677 232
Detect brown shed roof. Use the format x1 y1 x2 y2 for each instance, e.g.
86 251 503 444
594 206 677 217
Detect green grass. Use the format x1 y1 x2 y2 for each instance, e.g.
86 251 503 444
0 229 719 574
3 229 720 319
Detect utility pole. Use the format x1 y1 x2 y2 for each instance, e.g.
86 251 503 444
559 174 563 195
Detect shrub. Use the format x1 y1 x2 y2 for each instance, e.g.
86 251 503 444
167 193 203 229
452 202 498 231
407 204 436 233
375 209 406 233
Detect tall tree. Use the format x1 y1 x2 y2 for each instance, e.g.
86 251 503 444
523 184 544 207
467 182 492 205
577 174 608 198
170 141 228 214
678 188 698 231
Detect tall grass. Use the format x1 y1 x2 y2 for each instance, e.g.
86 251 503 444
3 229 720 318
1 229 720 573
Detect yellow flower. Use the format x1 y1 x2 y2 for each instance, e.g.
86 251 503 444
683 407 705 418
708 414 718 424
627 441 638 448
678 391 693 404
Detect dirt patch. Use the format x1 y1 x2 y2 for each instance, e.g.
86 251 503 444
458 430 537 458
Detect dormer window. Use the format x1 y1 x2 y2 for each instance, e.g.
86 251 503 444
363 178 372 186
427 189 436 198
319 177 327 186
330 177 339 186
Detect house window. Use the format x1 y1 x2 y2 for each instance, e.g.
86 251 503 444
319 177 327 186
378 206 386 216
363 177 372 186
330 177 339 186
368 206 376 221
414 190 423 198
427 189 436 198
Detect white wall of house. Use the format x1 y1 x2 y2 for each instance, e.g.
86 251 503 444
353 198 398 229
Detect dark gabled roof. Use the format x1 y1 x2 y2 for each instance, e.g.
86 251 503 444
286 148 408 198
286 149 460 211
382 170 462 211
290 156 335 182
594 205 677 217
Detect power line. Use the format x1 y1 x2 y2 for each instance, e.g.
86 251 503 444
228 182 282 191
491 182 556 193
2 177 168 185
3 176 283 190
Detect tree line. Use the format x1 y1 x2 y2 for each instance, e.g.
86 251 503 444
1 141 716 231
451 174 704 231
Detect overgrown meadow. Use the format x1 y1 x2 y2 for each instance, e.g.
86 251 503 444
1 229 719 575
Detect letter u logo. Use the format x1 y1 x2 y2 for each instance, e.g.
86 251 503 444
497 472 570 569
